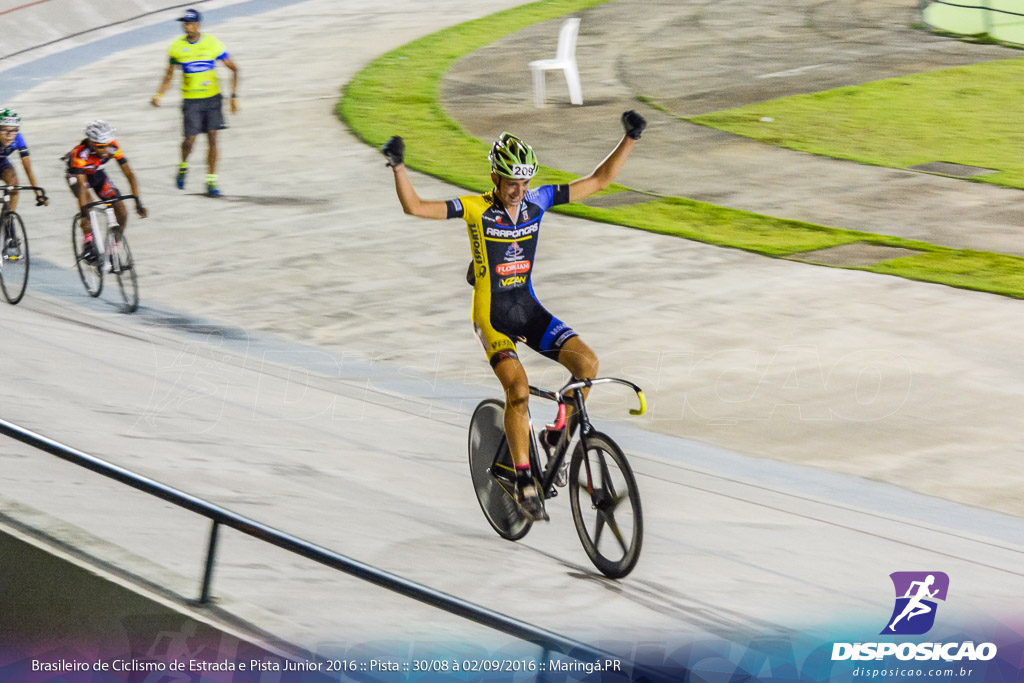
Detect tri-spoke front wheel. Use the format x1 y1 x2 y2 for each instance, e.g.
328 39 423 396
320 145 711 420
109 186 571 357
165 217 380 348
568 431 642 578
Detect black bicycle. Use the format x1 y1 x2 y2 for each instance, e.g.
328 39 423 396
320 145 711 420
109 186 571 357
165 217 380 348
469 377 646 578
0 184 46 304
72 195 139 312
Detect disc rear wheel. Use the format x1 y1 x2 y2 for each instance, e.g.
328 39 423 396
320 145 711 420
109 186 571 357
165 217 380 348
468 399 532 541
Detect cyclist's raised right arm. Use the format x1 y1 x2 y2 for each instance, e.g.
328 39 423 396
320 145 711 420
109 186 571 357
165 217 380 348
390 165 448 219
383 136 447 219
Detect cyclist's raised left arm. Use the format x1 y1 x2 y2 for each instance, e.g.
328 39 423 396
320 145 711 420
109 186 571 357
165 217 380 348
568 110 646 203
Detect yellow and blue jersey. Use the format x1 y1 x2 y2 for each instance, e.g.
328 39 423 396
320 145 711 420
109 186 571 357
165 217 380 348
446 185 578 366
168 33 229 99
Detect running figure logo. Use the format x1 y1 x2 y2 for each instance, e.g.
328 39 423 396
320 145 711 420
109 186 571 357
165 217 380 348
881 572 949 635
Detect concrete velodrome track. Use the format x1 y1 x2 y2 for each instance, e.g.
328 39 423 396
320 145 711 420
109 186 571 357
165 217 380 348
0 0 1022 664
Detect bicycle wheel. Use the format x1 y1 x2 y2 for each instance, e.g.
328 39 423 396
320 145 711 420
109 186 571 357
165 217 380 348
568 431 643 578
71 215 102 297
468 399 532 541
108 228 138 312
0 212 29 304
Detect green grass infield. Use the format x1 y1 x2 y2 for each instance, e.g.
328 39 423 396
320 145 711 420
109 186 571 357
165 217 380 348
338 1 1024 299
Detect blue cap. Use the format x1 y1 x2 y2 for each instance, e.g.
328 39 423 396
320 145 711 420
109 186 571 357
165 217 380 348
177 8 201 22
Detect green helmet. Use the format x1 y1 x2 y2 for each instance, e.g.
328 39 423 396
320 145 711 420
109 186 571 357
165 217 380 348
489 132 537 180
0 108 21 128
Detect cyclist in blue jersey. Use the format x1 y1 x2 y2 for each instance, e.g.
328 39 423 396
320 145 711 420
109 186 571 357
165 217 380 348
0 109 48 211
382 111 646 520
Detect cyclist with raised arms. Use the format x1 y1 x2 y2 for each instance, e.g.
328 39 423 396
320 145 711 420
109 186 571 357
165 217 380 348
0 108 48 211
64 120 147 262
382 111 646 520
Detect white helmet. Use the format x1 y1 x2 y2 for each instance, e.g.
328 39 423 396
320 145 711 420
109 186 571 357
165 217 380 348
84 120 115 144
0 108 20 128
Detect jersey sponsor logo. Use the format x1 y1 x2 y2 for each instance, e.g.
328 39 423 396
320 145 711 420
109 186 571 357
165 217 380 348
469 225 487 277
504 241 524 261
182 60 216 73
450 198 463 214
555 329 576 346
499 275 528 287
495 260 531 276
485 224 538 239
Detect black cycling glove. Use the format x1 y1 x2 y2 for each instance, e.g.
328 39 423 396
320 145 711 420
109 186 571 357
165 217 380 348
621 110 647 140
382 136 405 167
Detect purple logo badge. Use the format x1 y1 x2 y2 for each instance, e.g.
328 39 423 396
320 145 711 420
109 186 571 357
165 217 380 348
881 572 949 635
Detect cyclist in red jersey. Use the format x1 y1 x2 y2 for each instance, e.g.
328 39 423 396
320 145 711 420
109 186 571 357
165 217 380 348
64 121 147 262
382 111 646 520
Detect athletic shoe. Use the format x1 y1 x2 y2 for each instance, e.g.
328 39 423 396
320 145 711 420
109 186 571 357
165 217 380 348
517 485 549 522
82 241 99 265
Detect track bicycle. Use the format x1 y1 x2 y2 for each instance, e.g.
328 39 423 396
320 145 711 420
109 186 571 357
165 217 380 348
71 194 140 312
0 184 46 304
468 377 647 578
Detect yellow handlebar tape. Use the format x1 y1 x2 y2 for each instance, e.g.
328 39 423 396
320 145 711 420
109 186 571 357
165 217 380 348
629 390 647 416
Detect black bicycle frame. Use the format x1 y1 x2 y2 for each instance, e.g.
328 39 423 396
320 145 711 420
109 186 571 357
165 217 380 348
490 376 645 499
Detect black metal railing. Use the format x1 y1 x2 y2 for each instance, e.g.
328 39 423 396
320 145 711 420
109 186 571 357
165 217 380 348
0 417 627 669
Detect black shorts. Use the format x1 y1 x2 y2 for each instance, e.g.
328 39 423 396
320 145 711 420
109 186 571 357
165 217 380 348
66 170 119 200
475 288 578 368
182 94 226 136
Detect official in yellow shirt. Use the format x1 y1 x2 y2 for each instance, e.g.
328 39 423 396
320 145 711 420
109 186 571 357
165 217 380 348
150 8 239 196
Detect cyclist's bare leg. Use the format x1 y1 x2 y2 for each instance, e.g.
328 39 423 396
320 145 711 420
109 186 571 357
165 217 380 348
1 165 18 212
557 336 599 421
493 354 547 519
493 354 531 469
206 130 219 175
69 176 93 235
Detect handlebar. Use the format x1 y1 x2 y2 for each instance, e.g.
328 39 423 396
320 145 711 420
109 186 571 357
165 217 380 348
528 377 647 416
80 194 139 211
0 185 48 205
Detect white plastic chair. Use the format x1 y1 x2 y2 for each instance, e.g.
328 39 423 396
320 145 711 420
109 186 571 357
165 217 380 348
528 17 583 108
